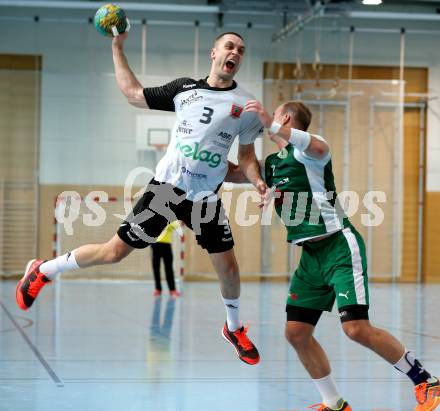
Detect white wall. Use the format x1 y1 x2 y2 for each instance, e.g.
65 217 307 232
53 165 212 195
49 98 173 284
1 12 439 188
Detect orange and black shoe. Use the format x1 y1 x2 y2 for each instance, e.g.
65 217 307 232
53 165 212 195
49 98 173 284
221 322 260 365
414 378 440 411
308 400 352 411
16 259 51 310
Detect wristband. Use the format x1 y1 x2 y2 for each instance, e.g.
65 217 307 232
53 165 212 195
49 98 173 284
289 128 312 151
269 121 281 135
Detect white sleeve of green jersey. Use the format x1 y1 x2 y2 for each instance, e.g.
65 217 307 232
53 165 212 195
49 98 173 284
296 134 331 163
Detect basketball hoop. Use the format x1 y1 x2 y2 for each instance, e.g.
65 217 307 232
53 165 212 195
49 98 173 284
152 144 167 152
151 143 168 164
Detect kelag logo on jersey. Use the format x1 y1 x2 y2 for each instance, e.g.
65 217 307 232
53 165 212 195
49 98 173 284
176 140 222 168
180 90 203 109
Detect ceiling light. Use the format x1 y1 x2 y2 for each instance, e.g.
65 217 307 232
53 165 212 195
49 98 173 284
362 0 382 5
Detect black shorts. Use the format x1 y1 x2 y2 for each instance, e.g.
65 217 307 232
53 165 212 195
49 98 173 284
286 304 369 326
117 179 234 254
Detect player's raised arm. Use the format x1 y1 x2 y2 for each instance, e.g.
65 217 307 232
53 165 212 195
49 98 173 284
112 32 148 109
245 100 329 159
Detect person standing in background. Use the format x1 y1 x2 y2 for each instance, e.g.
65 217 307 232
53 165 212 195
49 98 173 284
151 221 182 298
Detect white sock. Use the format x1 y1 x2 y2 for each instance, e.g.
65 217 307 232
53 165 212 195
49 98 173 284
393 349 414 374
40 250 79 280
312 374 343 409
222 297 241 331
394 349 435 385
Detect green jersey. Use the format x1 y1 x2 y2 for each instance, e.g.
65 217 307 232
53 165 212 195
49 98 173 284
265 142 350 243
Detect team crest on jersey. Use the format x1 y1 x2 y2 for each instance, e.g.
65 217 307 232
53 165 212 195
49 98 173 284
277 148 288 159
230 104 243 118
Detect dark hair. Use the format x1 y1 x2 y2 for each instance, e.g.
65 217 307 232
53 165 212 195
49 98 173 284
282 101 312 131
213 32 244 46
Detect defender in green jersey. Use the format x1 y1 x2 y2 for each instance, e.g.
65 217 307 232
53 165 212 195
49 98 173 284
244 99 440 411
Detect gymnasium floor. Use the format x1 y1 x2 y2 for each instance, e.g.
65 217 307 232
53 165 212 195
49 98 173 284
0 280 439 411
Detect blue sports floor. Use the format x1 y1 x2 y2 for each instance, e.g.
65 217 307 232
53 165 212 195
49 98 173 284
0 280 439 411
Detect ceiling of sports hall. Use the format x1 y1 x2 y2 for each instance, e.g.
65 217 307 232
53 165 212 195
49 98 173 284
209 0 440 14
1 0 440 35
3 0 440 16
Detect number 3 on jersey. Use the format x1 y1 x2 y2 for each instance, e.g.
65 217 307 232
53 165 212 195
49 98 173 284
200 107 214 124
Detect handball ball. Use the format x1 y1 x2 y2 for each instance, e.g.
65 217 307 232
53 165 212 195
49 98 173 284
94 4 127 37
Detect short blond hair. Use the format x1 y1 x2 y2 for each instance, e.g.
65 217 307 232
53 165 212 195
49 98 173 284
281 101 312 131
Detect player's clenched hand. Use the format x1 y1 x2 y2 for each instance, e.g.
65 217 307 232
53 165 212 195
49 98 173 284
259 188 274 209
245 100 272 128
255 179 267 196
112 31 128 48
254 181 271 209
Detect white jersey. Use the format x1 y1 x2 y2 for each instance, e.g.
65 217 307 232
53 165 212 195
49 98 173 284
143 77 263 201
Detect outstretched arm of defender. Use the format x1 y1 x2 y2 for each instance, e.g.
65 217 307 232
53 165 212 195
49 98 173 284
245 100 329 159
112 33 148 108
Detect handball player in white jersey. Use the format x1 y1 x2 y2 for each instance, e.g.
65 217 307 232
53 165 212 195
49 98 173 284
16 32 266 365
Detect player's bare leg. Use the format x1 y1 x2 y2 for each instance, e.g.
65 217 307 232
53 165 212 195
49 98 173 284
209 249 240 300
342 319 404 363
74 234 134 267
16 235 133 310
285 321 350 410
285 321 330 379
342 320 440 411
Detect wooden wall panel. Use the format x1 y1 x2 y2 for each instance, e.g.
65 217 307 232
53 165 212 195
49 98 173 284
424 193 440 283
0 54 41 71
263 63 428 94
0 54 41 276
401 108 423 281
0 71 40 180
38 184 127 259
39 184 264 280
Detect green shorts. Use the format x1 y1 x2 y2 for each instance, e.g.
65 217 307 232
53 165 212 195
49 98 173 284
287 226 369 312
